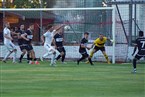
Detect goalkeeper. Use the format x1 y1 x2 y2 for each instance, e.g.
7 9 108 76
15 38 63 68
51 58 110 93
89 34 114 64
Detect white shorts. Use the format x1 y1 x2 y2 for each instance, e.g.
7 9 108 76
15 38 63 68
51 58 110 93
44 43 55 52
4 42 16 52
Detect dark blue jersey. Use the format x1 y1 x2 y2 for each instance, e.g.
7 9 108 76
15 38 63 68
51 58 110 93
79 38 88 53
23 30 33 45
53 33 63 47
16 30 25 45
135 37 145 55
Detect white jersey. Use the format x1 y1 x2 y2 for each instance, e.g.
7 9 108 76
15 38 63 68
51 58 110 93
43 30 55 44
3 27 12 44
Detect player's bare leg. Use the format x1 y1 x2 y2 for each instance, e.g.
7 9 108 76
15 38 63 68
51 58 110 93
102 51 110 64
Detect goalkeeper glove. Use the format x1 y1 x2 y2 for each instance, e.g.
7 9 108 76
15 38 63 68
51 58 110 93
110 39 115 43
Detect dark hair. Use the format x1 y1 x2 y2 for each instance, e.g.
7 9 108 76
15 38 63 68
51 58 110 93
139 31 144 37
84 32 89 35
29 23 34 27
46 25 53 30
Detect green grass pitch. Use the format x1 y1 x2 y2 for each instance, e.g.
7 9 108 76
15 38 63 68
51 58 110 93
0 61 145 97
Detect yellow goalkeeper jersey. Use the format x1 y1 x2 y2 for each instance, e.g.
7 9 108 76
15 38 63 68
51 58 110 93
94 37 107 47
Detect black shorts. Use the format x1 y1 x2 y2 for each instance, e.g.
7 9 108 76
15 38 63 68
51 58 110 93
135 53 145 60
24 45 33 51
94 46 105 52
19 46 26 51
79 50 89 58
57 47 66 53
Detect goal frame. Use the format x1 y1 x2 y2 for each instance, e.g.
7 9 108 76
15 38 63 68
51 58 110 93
0 7 116 64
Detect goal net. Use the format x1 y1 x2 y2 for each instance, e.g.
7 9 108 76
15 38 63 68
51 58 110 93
0 7 116 63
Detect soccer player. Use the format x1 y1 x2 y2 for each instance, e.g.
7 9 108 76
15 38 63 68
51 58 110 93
52 24 66 64
77 32 93 65
41 25 57 66
2 22 17 63
89 34 113 64
21 24 39 64
17 24 29 63
132 31 145 73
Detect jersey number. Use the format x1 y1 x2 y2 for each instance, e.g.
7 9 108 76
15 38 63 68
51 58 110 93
141 41 145 48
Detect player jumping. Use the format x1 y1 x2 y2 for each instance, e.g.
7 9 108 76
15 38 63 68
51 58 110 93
89 34 113 64
41 25 58 66
132 31 145 73
2 22 17 63
77 32 93 65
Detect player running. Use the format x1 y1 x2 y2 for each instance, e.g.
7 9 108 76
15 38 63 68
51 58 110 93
17 24 29 63
21 24 39 65
89 34 113 64
41 25 58 66
52 24 66 64
132 31 145 73
77 32 93 65
2 22 17 63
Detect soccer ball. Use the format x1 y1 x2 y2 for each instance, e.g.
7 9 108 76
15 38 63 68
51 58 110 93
64 25 70 31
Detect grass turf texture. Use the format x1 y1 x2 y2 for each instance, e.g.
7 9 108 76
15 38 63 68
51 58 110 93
0 61 145 97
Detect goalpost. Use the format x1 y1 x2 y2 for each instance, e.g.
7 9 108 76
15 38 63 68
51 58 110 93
0 7 116 64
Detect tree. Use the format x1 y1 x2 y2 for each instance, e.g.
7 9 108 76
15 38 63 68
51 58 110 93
13 0 56 8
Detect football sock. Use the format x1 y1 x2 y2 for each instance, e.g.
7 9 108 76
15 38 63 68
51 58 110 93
43 52 50 58
56 55 61 60
90 51 94 58
88 57 93 65
3 51 12 60
61 54 65 62
27 54 30 61
133 58 137 69
19 54 24 61
34 58 37 61
13 51 17 63
103 53 110 64
51 53 56 64
29 58 32 61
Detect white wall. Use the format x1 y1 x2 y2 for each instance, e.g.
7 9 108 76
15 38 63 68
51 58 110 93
0 45 140 62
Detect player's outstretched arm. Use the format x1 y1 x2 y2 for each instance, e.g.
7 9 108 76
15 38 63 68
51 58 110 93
107 38 114 43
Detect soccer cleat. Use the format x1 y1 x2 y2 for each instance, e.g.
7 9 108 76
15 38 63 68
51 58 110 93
40 57 44 61
35 61 40 65
62 62 67 64
2 59 6 63
85 61 89 64
50 63 56 67
90 63 94 66
107 60 111 64
132 69 137 74
29 61 34 64
12 61 17 64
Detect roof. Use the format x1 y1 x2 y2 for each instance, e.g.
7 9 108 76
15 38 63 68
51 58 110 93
8 11 56 19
